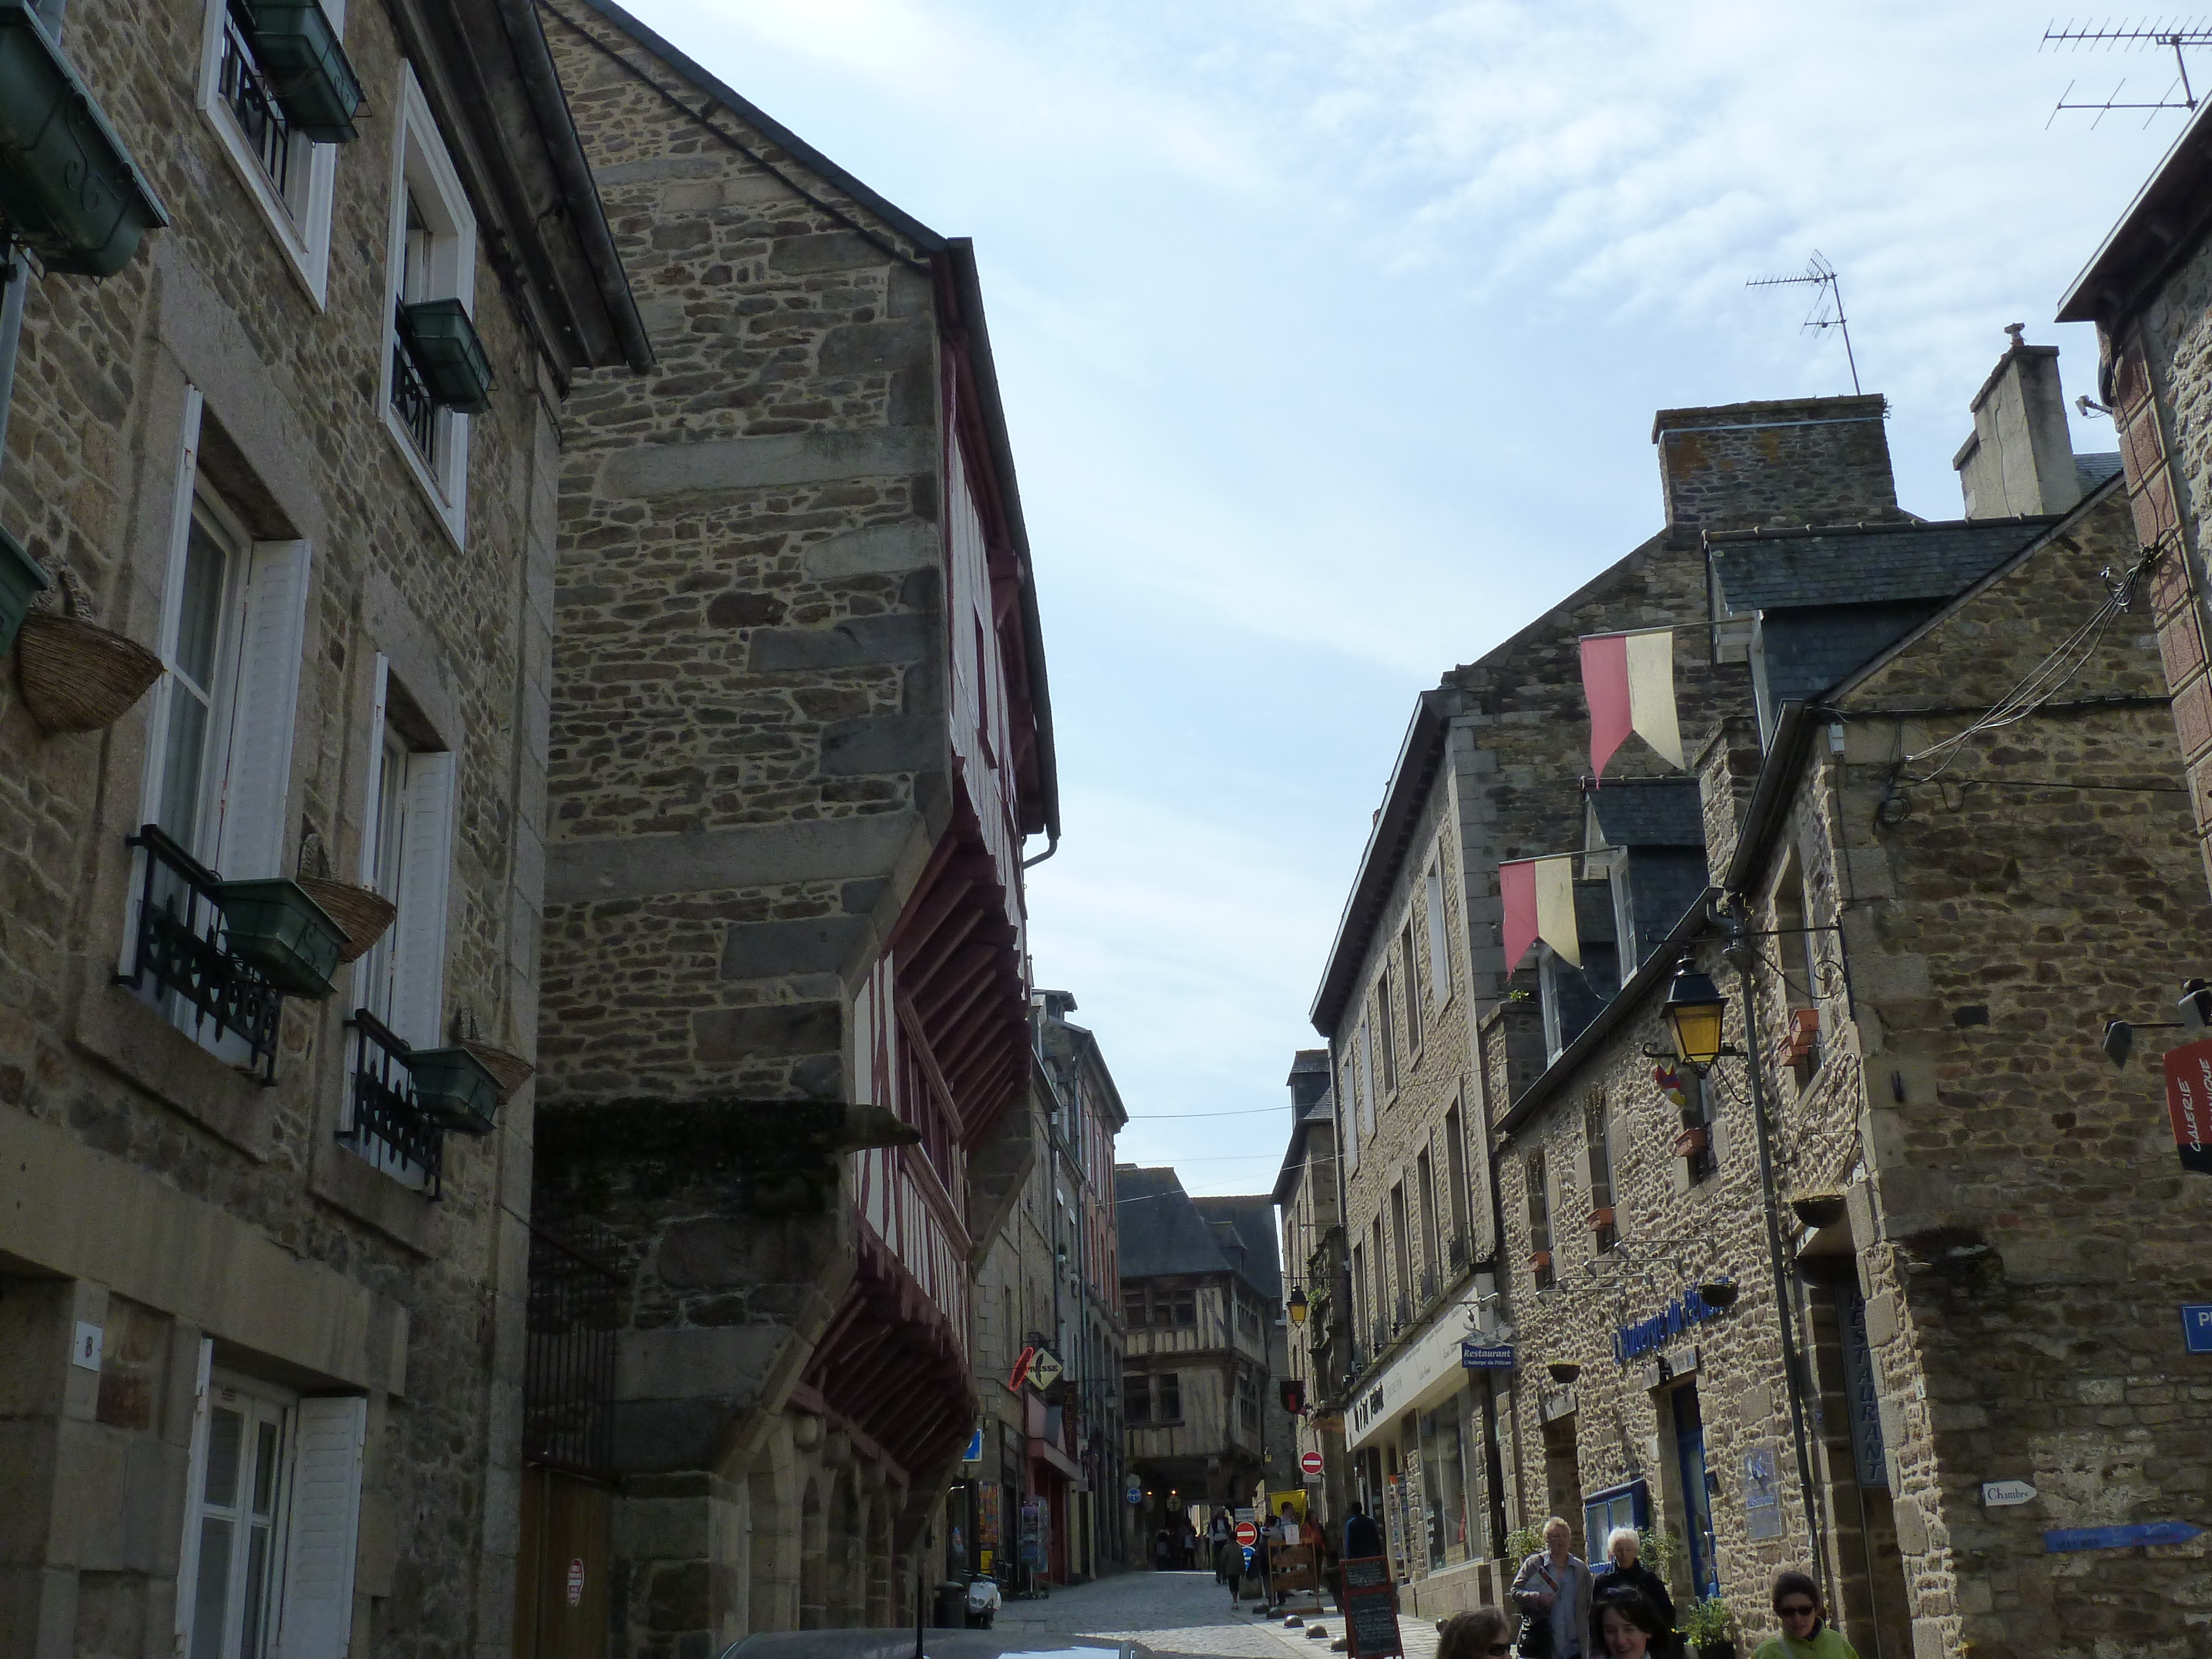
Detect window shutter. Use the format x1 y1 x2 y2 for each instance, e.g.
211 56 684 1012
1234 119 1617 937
386 752 454 1048
215 541 312 879
1426 863 1449 993
172 1338 215 1658
355 655 390 885
275 1395 365 1659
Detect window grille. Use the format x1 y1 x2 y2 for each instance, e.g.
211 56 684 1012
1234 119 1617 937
523 1221 620 1478
341 1008 444 1196
119 825 283 1082
217 5 293 197
389 303 439 457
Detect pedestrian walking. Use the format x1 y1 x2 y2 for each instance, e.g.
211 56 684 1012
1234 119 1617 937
1436 1606 1513 1659
1592 1527 1677 1640
1215 1533 1246 1607
1344 1505 1385 1559
1152 1526 1173 1572
1594 1590 1671 1659
1209 1509 1233 1581
1510 1516 1594 1659
1749 1573 1859 1659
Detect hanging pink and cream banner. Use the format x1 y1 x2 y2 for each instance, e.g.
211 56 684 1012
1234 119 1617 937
1580 626 1684 781
1500 853 1580 973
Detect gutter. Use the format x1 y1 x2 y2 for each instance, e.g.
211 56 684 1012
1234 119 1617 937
496 0 654 371
1494 889 1719 1141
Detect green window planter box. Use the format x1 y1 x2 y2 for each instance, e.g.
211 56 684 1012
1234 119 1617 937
0 0 168 276
404 1046 499 1136
214 878 345 999
239 0 362 144
399 299 495 414
0 523 50 658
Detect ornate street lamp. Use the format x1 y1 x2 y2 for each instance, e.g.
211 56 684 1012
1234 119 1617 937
1662 956 1729 1070
1286 1285 1308 1326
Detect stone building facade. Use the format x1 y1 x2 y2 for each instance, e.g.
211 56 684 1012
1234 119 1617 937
1486 389 2205 1659
1305 395 1896 1616
1276 1051 1354 1534
950 990 1128 1591
530 0 1056 1648
0 4 644 1659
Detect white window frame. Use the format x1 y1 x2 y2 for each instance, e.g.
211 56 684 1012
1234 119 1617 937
194 0 343 304
379 64 477 546
176 1345 367 1659
128 390 313 1060
342 655 457 1185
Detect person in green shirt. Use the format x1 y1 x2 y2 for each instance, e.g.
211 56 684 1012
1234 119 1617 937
1750 1572 1860 1659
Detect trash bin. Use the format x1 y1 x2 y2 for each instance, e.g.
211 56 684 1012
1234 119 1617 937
933 1582 966 1628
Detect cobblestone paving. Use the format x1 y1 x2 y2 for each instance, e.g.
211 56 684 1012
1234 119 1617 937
984 1569 1441 1659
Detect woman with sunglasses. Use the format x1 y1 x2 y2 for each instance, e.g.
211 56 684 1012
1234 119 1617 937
1436 1606 1513 1659
1749 1572 1860 1659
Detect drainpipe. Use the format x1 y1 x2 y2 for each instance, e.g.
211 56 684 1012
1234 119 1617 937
1722 904 1831 1600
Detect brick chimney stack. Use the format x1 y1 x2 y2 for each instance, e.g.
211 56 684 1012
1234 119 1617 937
1652 394 1900 544
1953 328 2083 519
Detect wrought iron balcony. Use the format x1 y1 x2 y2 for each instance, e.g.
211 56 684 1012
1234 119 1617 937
390 309 438 456
343 1009 447 1196
216 4 292 193
118 825 283 1082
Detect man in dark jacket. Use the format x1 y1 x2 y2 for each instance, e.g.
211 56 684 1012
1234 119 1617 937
1592 1527 1677 1645
1344 1506 1385 1559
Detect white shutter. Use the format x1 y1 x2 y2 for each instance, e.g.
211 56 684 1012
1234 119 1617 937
386 752 454 1049
275 1395 364 1659
1426 863 1449 993
356 655 390 885
215 541 312 879
173 1338 215 1658
1340 1060 1359 1176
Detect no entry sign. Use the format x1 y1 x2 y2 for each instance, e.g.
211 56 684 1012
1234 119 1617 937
1301 1450 1324 1476
1235 1520 1259 1548
2162 1037 2212 1174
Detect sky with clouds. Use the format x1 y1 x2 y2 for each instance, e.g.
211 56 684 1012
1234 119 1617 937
618 0 2184 1193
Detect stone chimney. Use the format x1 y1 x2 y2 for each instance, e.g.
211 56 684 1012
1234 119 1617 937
1652 394 1900 544
1287 1048 1330 1113
1953 326 2081 519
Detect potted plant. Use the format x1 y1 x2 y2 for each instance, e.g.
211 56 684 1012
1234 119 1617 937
1587 1205 1616 1232
1682 1595 1736 1659
404 1045 501 1135
238 0 363 142
1673 1125 1709 1158
296 875 397 963
399 299 495 413
13 566 163 733
0 0 169 275
213 878 347 998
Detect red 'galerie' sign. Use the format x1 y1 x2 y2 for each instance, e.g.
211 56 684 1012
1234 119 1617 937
2161 1038 2212 1176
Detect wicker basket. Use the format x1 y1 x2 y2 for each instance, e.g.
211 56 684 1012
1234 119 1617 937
297 877 398 964
462 1040 535 1104
16 609 162 733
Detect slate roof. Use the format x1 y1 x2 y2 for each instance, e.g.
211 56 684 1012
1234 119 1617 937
1585 779 1704 848
1759 602 1943 713
1117 1166 1235 1280
1710 519 2053 615
2077 452 2123 493
1194 1195 1284 1301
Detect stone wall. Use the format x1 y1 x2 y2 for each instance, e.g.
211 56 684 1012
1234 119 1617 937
0 3 577 1658
1653 397 1902 539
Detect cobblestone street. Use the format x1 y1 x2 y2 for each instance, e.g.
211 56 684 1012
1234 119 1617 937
984 1569 1442 1659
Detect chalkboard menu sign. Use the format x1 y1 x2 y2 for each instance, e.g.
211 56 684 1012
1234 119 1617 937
1338 1557 1401 1657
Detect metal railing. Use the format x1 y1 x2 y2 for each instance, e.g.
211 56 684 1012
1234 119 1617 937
523 1220 621 1478
390 306 438 456
1418 1264 1438 1308
118 825 282 1082
217 6 292 196
1446 1227 1470 1272
342 1009 445 1196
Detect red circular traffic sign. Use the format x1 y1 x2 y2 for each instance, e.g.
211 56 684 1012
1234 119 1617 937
1300 1450 1324 1476
1235 1520 1259 1548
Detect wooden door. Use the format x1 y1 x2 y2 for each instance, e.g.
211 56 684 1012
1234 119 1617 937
515 1467 611 1659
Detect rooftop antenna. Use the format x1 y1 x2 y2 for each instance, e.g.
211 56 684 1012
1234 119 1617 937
2043 19 2212 128
1746 251 1861 395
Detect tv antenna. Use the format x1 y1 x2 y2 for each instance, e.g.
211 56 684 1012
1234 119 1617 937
2044 19 2212 127
1746 251 1861 395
